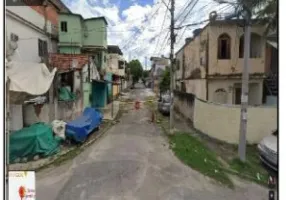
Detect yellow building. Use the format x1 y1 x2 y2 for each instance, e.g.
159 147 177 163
150 56 169 96
175 19 268 105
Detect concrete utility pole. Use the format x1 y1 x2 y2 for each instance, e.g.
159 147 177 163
43 0 54 123
238 7 251 162
169 0 175 131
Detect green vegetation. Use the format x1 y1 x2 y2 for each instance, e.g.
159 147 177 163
224 0 277 34
126 59 143 84
159 67 170 93
227 145 269 186
145 100 270 187
169 133 234 188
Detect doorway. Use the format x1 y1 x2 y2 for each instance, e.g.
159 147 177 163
234 87 241 104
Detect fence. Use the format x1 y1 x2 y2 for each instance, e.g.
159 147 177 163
173 90 277 144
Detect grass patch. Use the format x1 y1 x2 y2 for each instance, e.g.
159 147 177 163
169 133 234 188
145 101 269 187
145 96 157 101
226 145 270 186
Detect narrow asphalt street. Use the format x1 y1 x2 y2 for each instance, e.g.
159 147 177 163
36 83 268 200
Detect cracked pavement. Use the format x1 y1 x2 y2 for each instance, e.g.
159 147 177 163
36 84 268 200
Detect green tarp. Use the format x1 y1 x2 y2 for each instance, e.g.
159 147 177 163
58 87 76 101
9 123 62 163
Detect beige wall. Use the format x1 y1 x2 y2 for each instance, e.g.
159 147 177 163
208 23 266 75
107 53 125 76
193 98 277 144
183 79 207 100
184 28 208 79
208 79 263 105
174 95 194 123
151 58 169 66
175 49 184 80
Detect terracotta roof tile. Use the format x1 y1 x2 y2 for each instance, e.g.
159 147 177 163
49 53 89 71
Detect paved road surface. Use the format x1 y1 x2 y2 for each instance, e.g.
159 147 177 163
36 83 268 200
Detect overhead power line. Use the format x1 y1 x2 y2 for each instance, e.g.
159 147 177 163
153 0 171 55
177 0 199 27
121 2 163 50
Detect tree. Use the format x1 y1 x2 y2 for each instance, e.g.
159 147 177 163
141 70 149 86
143 70 149 78
159 67 170 94
126 59 143 84
219 0 277 35
251 0 277 34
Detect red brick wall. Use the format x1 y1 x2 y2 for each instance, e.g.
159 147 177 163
49 53 89 71
30 5 59 25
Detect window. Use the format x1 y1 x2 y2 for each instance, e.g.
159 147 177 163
119 61 124 69
38 39 47 57
181 82 186 92
58 72 75 101
239 33 262 58
176 59 180 70
61 21 67 32
217 33 231 59
239 36 244 58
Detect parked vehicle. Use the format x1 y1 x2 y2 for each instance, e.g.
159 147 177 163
257 130 278 171
158 94 171 115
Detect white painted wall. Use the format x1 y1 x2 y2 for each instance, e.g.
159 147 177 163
107 53 125 76
6 6 55 131
6 6 53 62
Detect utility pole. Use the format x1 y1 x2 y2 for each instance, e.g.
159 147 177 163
169 0 175 132
238 6 251 162
43 0 54 123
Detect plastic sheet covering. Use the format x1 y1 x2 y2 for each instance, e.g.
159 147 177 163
65 108 103 143
52 120 67 140
58 87 76 101
9 123 62 163
6 61 57 103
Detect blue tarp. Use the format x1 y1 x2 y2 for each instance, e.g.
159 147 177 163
65 108 103 143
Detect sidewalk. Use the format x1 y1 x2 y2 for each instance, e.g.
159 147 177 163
102 101 120 120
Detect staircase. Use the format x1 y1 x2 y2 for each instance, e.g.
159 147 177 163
265 73 278 96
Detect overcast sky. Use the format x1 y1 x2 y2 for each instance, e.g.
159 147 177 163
62 0 232 69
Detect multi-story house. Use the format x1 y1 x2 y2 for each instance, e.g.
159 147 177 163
58 13 109 108
58 13 108 70
6 0 70 131
106 45 126 98
6 0 70 62
264 30 278 104
150 56 169 95
175 19 268 106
